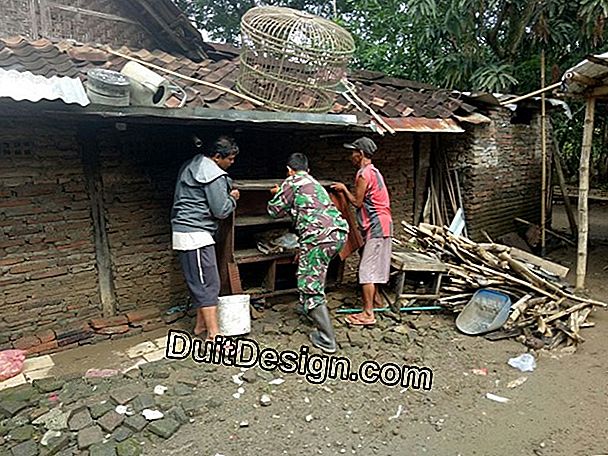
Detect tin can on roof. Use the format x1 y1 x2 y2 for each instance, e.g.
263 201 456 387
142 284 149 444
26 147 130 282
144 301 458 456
87 68 130 97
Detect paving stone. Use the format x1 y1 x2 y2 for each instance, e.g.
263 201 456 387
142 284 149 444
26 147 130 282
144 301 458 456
123 415 147 433
10 439 38 456
23 355 54 372
0 400 29 418
147 418 180 439
122 370 141 381
97 411 124 433
2 384 39 403
29 406 51 421
59 381 90 405
89 401 114 420
110 386 140 405
9 424 36 442
116 438 141 456
111 426 132 443
68 407 93 431
125 342 157 359
179 397 205 417
77 425 104 450
40 432 70 455
89 441 117 456
142 350 165 363
0 375 27 391
242 369 257 383
205 398 223 409
172 384 193 396
140 364 170 379
173 372 197 387
166 406 188 425
32 408 68 431
129 395 155 413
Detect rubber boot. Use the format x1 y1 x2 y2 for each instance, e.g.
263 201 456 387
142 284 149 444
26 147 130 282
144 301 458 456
308 304 337 354
296 302 313 323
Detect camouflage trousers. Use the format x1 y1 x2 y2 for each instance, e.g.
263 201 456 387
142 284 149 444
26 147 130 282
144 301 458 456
297 230 347 312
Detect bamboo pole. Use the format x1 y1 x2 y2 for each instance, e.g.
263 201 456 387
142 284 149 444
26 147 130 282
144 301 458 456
553 138 577 236
107 49 265 107
499 82 561 106
541 49 547 256
576 97 596 290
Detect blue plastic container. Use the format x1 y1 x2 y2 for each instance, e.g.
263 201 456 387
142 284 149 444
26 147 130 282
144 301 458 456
455 289 512 335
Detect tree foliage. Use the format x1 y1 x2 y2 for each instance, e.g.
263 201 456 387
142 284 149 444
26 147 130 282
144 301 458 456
174 0 608 181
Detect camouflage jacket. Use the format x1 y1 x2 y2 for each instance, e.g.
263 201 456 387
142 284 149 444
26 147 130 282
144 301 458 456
267 172 349 245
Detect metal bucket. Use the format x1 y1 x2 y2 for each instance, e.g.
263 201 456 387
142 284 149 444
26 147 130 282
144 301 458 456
120 61 170 107
217 294 251 336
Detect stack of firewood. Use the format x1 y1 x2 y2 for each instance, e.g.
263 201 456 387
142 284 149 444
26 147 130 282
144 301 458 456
400 221 607 349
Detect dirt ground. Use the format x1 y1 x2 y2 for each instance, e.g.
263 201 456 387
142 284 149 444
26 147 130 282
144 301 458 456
15 204 607 456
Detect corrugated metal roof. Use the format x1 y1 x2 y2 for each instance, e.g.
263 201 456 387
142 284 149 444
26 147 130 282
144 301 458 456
0 68 89 106
378 116 465 133
561 51 608 94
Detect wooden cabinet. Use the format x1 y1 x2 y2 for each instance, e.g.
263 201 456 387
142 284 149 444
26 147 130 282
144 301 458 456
216 179 345 298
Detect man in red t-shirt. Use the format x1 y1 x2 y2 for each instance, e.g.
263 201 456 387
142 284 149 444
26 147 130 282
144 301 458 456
332 137 393 325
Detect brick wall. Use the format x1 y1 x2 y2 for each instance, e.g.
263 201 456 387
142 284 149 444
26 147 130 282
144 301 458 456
0 121 100 352
0 122 421 354
443 108 552 240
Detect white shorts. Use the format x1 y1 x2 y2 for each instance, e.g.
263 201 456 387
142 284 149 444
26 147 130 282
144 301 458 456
359 237 391 284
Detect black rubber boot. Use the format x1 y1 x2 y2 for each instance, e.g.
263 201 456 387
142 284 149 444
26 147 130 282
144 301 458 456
296 302 313 323
308 304 337 354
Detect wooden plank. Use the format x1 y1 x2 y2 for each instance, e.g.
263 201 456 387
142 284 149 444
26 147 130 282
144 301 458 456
391 250 447 272
29 0 38 37
577 97 596 290
79 129 116 317
509 247 569 279
235 215 291 227
234 178 335 190
234 248 295 264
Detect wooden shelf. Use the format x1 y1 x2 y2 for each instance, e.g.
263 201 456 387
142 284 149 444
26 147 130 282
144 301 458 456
234 248 295 264
234 178 335 190
235 215 292 227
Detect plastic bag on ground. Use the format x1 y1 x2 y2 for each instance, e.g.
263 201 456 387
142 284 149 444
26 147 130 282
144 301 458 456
507 353 536 372
0 349 27 381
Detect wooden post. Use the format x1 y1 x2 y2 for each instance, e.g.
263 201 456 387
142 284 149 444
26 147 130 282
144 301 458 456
553 138 577 237
79 128 117 317
540 49 547 256
576 97 596 290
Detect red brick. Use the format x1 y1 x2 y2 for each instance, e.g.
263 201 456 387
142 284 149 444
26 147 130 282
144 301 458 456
141 319 165 332
13 335 41 350
126 308 160 323
96 325 130 335
36 329 56 343
27 340 58 355
90 316 129 329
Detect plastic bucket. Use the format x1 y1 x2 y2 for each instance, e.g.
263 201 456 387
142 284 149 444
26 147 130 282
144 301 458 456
217 294 251 336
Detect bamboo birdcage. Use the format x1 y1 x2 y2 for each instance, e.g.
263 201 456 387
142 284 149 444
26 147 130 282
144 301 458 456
237 6 355 113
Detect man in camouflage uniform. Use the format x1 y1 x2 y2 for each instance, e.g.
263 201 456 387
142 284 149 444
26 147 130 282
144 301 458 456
268 153 348 353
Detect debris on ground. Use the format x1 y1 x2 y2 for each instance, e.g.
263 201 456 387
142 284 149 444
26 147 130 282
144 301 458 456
508 354 536 372
401 222 607 348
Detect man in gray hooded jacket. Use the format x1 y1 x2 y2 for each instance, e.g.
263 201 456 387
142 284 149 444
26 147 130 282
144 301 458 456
171 135 240 341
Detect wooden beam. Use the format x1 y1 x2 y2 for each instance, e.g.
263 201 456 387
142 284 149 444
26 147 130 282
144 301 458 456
46 2 139 25
586 55 608 68
576 97 596 290
80 129 117 317
38 0 50 36
540 49 547 255
29 0 39 37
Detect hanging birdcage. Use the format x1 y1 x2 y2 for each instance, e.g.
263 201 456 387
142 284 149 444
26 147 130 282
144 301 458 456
237 6 355 113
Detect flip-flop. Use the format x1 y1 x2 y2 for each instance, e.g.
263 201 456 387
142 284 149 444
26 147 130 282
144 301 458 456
346 313 376 326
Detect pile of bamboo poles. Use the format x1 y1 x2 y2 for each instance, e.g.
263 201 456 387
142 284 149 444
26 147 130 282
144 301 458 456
401 221 607 349
421 148 465 232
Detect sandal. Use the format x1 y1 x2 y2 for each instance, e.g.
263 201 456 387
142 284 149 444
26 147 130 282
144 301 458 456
345 313 376 326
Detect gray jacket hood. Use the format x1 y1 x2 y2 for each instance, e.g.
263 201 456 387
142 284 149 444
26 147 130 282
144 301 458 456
182 154 227 186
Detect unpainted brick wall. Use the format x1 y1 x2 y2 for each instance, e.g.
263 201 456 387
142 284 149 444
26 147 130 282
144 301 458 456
0 123 420 350
442 109 552 240
0 122 100 347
